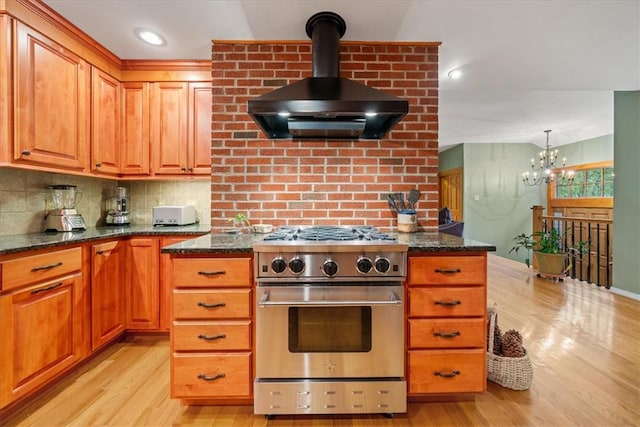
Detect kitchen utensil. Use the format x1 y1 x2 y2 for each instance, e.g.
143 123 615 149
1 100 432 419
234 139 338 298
392 192 405 212
387 194 398 212
408 189 420 210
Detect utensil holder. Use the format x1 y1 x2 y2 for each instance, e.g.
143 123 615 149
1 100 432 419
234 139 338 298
397 211 417 232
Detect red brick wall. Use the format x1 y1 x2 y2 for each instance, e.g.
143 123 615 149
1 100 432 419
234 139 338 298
210 41 439 231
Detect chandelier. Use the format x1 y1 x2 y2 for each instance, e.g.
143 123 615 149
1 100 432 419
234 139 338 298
522 130 575 186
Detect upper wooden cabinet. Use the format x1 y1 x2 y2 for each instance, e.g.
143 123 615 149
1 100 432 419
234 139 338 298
151 82 211 176
91 67 121 175
120 82 150 175
13 21 90 172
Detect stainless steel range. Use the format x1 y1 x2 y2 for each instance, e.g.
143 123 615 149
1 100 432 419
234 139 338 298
253 226 408 418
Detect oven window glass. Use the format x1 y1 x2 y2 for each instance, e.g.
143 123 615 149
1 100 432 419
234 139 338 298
288 306 372 352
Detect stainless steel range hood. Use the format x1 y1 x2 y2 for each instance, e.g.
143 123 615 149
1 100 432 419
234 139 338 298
247 12 409 140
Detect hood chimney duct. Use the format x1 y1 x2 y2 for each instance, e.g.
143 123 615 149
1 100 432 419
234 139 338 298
306 12 345 78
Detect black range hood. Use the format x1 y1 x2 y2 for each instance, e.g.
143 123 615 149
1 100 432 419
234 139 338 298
247 12 409 140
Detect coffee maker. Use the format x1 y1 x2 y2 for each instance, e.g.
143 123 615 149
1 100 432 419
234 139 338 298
44 185 87 232
106 187 131 225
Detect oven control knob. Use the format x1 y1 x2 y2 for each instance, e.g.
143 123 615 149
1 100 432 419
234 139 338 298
271 257 287 274
374 257 391 274
289 256 305 274
356 256 373 274
322 259 339 277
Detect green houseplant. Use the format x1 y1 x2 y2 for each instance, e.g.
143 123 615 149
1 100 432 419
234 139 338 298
510 226 589 278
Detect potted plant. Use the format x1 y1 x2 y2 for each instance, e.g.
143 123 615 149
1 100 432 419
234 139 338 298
510 226 590 278
228 213 251 232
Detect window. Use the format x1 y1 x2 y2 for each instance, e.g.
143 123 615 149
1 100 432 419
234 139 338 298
555 166 614 199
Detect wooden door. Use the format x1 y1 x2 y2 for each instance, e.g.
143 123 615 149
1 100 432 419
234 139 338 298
91 240 125 350
150 82 188 174
126 237 159 330
188 82 212 175
120 82 150 175
91 67 120 174
14 22 89 171
439 167 463 221
0 274 84 408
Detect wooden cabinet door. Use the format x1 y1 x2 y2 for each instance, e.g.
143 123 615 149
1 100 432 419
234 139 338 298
188 82 212 175
91 67 120 174
0 273 85 408
126 237 159 330
120 82 150 175
150 82 188 175
91 240 125 350
14 22 89 171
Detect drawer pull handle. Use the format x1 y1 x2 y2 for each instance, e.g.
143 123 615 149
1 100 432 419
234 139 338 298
434 300 461 306
96 250 105 255
197 270 225 276
434 370 460 378
198 333 226 341
21 149 31 156
197 302 226 309
434 268 462 274
31 261 63 272
31 282 63 295
433 331 461 338
197 373 225 382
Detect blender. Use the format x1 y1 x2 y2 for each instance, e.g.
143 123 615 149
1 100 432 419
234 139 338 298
44 185 87 231
106 187 131 225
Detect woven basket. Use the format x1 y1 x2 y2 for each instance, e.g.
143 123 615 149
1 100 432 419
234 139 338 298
487 305 533 390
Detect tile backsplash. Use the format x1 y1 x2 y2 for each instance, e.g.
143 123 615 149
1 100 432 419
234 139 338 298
0 168 211 236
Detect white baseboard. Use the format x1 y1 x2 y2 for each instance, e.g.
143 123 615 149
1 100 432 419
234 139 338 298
610 287 640 301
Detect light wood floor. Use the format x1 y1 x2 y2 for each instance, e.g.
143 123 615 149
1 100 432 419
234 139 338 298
3 254 639 426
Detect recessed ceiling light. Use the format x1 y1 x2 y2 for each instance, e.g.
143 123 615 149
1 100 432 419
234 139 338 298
134 28 166 46
447 69 462 79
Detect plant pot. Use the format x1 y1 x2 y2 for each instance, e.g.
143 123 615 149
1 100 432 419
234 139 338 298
533 251 568 277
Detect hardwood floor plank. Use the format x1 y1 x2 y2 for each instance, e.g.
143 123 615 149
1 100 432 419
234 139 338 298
3 254 639 426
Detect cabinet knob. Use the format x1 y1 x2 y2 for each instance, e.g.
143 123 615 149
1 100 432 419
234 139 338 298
188 167 193 173
181 166 187 172
21 149 31 156
95 162 102 168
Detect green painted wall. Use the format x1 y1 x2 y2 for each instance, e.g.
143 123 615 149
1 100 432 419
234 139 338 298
558 134 614 166
613 91 640 297
462 143 545 263
439 144 464 171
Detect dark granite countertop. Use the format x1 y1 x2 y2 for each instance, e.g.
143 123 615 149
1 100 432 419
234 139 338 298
0 224 211 256
160 231 497 255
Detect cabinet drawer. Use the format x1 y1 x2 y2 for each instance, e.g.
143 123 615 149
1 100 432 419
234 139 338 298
173 320 251 351
409 318 485 349
408 256 485 286
408 349 485 394
173 258 251 288
172 352 251 398
1 247 82 291
409 287 485 317
173 289 251 319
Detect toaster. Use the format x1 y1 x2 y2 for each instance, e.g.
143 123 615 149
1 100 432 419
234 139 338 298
152 205 197 226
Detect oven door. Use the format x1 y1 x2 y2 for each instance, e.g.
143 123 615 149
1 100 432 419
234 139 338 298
255 284 404 379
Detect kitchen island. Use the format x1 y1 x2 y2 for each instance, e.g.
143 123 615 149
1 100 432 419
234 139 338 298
162 231 495 408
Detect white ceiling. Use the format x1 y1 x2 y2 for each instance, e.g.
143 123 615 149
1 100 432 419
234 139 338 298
43 0 640 149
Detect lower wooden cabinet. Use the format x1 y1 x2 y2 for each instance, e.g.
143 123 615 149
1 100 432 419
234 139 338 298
91 240 126 351
406 253 488 397
0 273 87 408
170 256 253 402
126 237 160 330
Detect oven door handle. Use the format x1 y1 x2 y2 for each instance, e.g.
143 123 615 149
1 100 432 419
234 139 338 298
258 291 402 307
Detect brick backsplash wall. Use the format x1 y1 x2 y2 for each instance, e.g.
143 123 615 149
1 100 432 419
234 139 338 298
211 41 439 231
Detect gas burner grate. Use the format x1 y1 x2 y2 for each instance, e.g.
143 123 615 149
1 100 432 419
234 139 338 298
263 225 396 242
